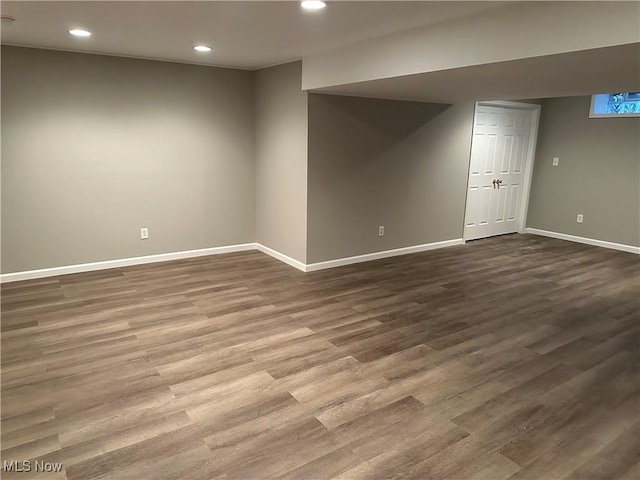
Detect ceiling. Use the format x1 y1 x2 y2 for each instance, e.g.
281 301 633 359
311 43 640 103
2 1 637 103
0 1 505 70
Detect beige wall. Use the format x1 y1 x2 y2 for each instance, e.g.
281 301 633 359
527 95 640 247
254 62 308 262
307 94 473 263
1 46 255 273
6 47 635 276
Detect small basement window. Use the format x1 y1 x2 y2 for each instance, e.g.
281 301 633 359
590 92 640 118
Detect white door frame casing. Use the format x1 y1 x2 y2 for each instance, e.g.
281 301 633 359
463 100 541 241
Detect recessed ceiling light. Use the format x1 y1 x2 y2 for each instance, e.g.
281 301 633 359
69 29 91 37
193 45 212 53
301 1 326 11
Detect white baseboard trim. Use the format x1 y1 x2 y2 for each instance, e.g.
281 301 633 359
1 238 467 283
305 238 465 272
524 228 640 255
0 243 257 283
254 244 307 272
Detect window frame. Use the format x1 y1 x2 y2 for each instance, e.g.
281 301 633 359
589 92 640 119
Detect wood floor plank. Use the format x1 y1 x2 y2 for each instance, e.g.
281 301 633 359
1 234 638 479
564 422 640 480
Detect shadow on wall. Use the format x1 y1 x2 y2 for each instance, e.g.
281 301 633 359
311 93 451 140
307 93 473 263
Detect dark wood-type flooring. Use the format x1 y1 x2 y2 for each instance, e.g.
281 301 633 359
1 234 639 480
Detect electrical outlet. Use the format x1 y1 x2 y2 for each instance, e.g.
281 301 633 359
576 214 583 224
552 157 559 166
140 227 149 239
378 225 384 237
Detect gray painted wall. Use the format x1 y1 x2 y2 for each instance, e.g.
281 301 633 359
4 46 635 275
527 95 640 247
254 62 308 263
1 46 255 273
307 94 473 263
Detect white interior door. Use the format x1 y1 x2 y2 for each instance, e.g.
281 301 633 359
464 104 533 241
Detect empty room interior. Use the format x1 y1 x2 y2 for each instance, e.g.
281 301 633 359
1 1 640 479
